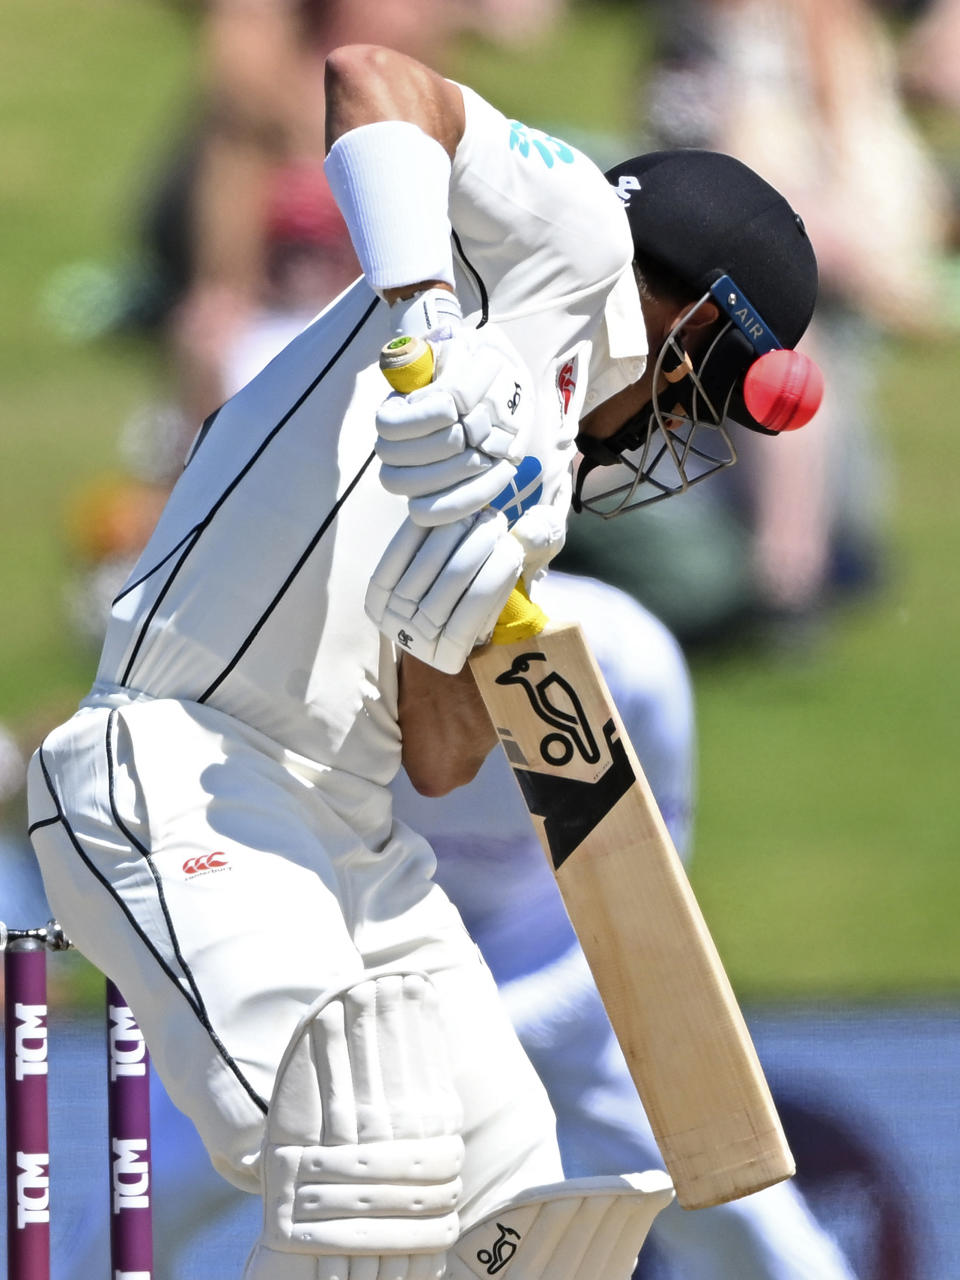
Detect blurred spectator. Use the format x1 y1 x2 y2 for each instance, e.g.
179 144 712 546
559 0 954 649
141 0 462 463
689 0 951 331
901 0 960 115
137 0 571 457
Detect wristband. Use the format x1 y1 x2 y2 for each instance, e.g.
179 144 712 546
325 121 455 293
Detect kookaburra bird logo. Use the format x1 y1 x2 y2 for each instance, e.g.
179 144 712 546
495 652 599 766
493 650 636 868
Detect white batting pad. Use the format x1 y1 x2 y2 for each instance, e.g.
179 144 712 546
448 1172 675 1280
244 1245 448 1279
244 972 463 1279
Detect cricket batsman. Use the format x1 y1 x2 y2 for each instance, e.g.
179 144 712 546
27 43 819 1279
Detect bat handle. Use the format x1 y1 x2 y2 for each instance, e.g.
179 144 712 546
490 578 547 643
379 336 548 644
379 335 437 393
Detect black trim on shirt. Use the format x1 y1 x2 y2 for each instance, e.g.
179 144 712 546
26 814 60 836
196 449 376 703
114 524 204 604
183 404 222 469
453 229 489 328
119 293 380 688
119 528 203 683
36 731 268 1116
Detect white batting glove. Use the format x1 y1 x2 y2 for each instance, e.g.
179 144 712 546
366 510 525 673
389 286 463 342
508 502 567 584
375 327 536 527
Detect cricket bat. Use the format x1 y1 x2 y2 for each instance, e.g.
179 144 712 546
380 335 795 1210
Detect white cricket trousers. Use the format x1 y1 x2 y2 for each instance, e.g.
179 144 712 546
26 692 561 1222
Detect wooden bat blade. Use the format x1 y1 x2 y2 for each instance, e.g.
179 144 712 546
469 620 794 1210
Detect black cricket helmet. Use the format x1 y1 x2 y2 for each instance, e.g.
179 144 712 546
574 149 820 516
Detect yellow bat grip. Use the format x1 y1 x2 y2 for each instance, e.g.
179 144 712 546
379 335 547 643
379 335 436 393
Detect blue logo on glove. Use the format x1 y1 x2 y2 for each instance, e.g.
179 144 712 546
490 456 543 526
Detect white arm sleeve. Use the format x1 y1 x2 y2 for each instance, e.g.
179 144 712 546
325 121 456 294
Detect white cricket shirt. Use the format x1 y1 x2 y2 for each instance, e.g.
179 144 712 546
92 85 646 811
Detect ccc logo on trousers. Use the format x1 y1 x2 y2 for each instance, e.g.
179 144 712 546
182 853 229 877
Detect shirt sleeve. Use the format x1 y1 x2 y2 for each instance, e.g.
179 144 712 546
448 84 634 320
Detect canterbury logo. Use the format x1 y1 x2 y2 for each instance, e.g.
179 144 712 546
506 383 522 414
477 1222 521 1273
183 853 229 876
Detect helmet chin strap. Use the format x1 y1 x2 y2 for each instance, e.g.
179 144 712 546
572 405 654 512
572 332 694 513
571 293 742 518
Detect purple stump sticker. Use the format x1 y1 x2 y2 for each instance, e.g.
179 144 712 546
106 980 154 1279
4 940 51 1280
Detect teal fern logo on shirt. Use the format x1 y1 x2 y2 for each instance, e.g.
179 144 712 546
508 122 574 168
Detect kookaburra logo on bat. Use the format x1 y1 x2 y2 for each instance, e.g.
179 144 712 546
495 652 600 766
494 651 636 868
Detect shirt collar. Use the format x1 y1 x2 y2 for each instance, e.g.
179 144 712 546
584 262 648 413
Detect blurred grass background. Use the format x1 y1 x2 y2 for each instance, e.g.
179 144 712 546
2 0 959 1002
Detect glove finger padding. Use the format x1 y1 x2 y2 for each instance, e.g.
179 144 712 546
407 459 520 528
380 447 508 501
376 390 461 444
376 420 468 469
367 520 470 625
431 534 525 673
398 516 506 633
375 327 536 526
365 511 524 673
375 388 512 457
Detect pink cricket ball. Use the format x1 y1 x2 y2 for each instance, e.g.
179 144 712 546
743 349 824 431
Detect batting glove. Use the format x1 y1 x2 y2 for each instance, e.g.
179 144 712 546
366 502 566 674
366 510 524 673
375 327 536 527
